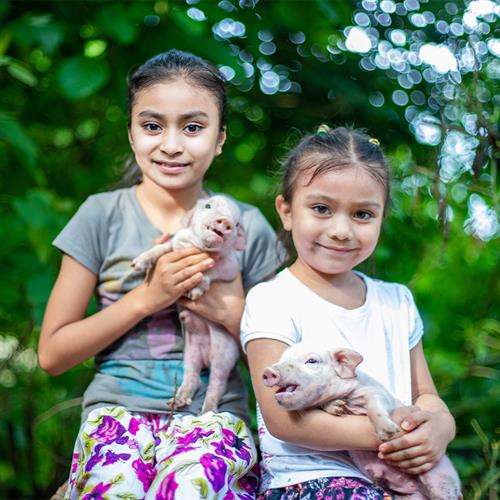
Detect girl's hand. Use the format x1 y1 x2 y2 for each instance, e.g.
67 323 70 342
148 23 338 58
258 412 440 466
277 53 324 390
178 273 245 340
139 247 215 315
377 408 451 474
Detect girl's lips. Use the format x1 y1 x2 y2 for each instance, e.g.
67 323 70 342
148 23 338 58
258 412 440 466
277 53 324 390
317 243 354 253
154 160 189 173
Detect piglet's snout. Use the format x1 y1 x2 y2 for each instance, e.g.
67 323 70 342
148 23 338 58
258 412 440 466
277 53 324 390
213 218 233 234
262 367 280 387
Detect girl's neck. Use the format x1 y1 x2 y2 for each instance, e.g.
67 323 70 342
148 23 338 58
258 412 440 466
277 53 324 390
135 180 206 235
289 260 366 310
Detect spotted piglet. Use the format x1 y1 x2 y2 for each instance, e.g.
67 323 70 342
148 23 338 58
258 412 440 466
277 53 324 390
262 342 461 500
132 195 245 414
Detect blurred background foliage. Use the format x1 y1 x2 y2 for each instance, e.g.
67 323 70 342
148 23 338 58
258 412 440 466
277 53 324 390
0 0 498 498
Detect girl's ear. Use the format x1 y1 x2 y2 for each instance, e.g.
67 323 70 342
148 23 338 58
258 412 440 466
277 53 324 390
215 127 227 156
275 195 292 231
128 128 135 151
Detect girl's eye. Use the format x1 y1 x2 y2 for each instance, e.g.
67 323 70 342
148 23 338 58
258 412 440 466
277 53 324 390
312 205 331 215
354 210 374 220
143 123 162 133
185 124 202 133
305 358 319 364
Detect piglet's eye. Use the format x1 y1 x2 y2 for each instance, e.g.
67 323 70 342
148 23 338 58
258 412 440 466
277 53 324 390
205 203 211 209
305 358 318 364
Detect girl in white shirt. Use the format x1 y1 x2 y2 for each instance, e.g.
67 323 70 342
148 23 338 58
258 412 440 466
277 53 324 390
241 125 456 499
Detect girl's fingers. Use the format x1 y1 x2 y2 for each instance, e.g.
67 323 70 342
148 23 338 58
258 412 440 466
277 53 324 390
399 411 429 432
405 462 434 475
153 232 171 244
174 258 214 281
166 247 210 262
178 272 204 294
378 443 424 463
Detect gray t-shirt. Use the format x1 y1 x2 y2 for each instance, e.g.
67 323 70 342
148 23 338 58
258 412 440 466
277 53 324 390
53 187 281 422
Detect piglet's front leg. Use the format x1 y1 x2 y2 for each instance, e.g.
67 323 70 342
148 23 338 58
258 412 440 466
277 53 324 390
322 399 348 416
132 242 172 272
363 393 400 442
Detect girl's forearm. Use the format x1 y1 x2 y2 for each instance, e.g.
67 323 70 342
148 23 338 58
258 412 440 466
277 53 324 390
263 407 382 452
39 284 153 375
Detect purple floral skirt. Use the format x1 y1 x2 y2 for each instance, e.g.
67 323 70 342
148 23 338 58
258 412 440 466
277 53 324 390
65 406 258 499
257 476 394 500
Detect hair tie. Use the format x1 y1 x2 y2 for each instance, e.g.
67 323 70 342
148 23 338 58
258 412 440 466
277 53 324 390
369 137 380 146
316 124 331 135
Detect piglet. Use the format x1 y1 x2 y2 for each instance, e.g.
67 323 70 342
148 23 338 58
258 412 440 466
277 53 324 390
132 195 245 414
262 342 461 500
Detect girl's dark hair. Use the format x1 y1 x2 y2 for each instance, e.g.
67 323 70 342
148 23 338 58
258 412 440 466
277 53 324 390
122 49 227 185
278 126 391 259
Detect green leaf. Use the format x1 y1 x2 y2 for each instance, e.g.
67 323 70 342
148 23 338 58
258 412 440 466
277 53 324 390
57 56 110 101
6 60 37 86
97 4 138 45
0 112 41 183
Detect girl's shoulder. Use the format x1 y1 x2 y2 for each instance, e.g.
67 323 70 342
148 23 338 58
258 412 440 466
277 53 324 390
246 269 296 301
76 187 137 222
84 186 134 207
359 272 417 308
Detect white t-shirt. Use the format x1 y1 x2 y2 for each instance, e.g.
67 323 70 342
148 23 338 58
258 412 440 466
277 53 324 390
240 268 423 491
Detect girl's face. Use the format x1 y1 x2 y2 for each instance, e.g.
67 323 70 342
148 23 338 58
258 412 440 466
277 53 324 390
276 163 386 280
128 77 226 196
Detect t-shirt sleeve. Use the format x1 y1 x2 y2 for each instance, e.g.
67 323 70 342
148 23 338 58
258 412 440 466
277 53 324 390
240 282 299 352
400 285 424 349
52 195 107 274
240 207 284 291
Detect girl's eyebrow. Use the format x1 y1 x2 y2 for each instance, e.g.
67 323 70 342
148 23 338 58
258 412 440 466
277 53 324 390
304 193 382 208
137 110 210 121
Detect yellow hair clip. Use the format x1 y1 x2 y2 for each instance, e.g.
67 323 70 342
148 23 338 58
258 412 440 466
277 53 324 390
369 137 380 146
316 124 331 135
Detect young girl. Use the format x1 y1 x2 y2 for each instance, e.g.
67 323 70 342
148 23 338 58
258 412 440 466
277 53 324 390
241 126 457 499
38 49 281 499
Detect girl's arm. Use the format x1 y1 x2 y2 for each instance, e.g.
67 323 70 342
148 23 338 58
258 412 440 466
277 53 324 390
38 248 214 375
378 340 456 474
247 338 386 451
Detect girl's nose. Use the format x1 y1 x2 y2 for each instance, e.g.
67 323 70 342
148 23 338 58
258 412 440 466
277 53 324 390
159 131 183 155
328 215 353 240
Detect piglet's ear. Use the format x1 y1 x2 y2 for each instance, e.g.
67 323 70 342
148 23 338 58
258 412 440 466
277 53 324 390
235 222 246 250
331 349 363 379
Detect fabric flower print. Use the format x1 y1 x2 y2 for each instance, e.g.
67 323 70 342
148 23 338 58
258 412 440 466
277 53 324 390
176 426 214 446
155 471 179 500
222 429 252 463
211 440 235 460
90 416 128 445
81 482 112 500
132 457 155 492
200 453 227 493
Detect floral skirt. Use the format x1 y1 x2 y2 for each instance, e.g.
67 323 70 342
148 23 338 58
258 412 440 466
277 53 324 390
258 476 394 500
65 406 258 499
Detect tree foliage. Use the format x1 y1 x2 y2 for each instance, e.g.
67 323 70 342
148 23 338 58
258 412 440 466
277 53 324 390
0 0 498 497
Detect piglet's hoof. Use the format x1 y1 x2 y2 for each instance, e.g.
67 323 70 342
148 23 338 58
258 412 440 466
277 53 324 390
167 395 191 410
131 257 150 272
185 288 204 301
376 419 400 442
